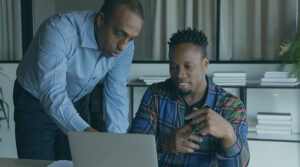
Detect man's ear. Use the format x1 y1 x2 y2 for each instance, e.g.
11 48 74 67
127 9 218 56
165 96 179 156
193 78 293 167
96 12 105 28
202 56 209 70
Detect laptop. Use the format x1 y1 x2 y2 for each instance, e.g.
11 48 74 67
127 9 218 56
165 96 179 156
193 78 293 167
68 131 158 167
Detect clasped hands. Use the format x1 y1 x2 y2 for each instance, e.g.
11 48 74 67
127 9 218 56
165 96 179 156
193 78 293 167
163 107 237 153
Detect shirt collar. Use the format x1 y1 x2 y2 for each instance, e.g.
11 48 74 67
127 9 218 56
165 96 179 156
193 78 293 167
80 13 99 50
205 78 216 109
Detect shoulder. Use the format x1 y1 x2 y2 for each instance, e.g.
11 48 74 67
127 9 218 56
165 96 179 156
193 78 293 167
47 11 95 38
211 83 246 119
208 80 242 105
49 10 94 27
148 79 175 97
215 86 243 108
140 79 175 104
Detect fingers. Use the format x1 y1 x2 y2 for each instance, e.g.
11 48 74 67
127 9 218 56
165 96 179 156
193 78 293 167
175 134 202 153
177 123 193 132
167 129 203 153
195 123 210 136
181 140 200 153
184 107 208 120
188 133 203 143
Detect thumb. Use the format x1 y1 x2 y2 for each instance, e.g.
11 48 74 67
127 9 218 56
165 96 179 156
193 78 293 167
178 124 193 132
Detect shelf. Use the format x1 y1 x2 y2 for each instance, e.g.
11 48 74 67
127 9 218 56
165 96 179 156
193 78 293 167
127 82 300 89
127 82 248 88
248 131 300 143
246 83 300 89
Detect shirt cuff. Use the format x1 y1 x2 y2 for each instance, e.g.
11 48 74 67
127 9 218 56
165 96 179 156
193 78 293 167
157 135 167 153
216 136 242 160
67 114 90 132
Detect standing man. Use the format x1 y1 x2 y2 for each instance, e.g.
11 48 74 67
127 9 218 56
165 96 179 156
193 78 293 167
14 0 143 160
130 28 249 166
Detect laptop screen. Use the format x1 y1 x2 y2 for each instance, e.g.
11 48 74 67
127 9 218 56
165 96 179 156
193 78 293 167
68 132 158 167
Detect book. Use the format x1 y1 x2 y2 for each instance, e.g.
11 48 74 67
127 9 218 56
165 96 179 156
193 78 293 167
257 112 292 121
264 71 289 78
256 129 291 135
261 77 298 83
256 124 292 131
213 72 246 78
214 82 246 86
258 119 292 125
138 76 169 81
260 82 299 86
142 79 166 83
212 77 246 82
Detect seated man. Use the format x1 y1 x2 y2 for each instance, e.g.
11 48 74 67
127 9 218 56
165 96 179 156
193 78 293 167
130 28 250 167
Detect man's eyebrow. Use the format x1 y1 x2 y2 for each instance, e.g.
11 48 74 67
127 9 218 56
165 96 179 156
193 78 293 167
116 29 129 36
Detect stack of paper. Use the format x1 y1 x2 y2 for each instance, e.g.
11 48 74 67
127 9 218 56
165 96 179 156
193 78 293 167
212 72 246 86
260 71 299 86
256 112 292 135
138 76 169 85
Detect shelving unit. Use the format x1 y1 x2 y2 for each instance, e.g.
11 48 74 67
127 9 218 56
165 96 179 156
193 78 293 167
126 82 300 143
127 82 300 109
91 82 299 143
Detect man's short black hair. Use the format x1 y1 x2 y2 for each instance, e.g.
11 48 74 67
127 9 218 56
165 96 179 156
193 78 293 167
100 0 144 24
168 27 208 58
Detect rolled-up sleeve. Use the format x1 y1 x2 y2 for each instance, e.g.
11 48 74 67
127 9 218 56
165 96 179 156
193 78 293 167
103 42 134 133
37 20 89 133
216 100 250 167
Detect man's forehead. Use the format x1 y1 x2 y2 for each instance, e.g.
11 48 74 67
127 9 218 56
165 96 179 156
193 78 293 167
111 5 143 36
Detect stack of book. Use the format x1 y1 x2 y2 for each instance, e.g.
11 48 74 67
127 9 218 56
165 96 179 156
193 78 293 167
138 76 169 85
212 72 246 86
260 71 299 86
256 112 292 135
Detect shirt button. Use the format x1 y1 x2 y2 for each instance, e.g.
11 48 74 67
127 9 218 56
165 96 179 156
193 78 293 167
92 77 96 79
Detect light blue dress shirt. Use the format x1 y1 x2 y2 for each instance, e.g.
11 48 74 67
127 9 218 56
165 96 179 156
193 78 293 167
16 11 134 133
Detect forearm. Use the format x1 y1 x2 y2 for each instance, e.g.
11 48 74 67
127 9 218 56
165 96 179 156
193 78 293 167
104 81 129 133
221 122 238 148
217 134 249 167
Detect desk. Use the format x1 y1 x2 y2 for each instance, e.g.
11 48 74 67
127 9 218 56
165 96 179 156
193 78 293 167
0 158 53 167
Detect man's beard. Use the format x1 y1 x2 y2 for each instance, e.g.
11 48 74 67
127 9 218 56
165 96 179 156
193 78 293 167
179 89 192 96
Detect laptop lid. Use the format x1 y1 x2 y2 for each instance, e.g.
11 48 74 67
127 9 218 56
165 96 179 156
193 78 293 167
68 132 158 167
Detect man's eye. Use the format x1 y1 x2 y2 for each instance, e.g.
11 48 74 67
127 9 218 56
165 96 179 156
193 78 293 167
115 31 124 37
185 65 192 69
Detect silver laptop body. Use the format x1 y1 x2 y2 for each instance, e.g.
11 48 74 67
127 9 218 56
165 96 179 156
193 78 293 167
68 131 158 167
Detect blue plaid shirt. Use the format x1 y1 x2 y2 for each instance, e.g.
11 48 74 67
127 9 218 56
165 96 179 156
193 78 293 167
130 79 249 167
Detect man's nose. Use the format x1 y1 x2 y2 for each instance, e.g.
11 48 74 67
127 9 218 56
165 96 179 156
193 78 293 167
117 39 127 51
177 67 187 78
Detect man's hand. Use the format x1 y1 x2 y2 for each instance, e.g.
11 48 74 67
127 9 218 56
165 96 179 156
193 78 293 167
185 107 237 148
84 126 98 132
164 124 202 153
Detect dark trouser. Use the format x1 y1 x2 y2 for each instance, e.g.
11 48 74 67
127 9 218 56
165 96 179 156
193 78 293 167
13 80 90 160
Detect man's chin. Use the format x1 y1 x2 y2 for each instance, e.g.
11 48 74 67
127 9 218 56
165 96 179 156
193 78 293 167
102 53 113 58
179 89 192 96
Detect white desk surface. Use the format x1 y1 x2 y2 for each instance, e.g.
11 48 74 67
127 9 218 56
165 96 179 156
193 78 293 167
0 157 53 167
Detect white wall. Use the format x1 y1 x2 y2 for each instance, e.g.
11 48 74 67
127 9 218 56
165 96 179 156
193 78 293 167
248 141 300 167
0 63 18 158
